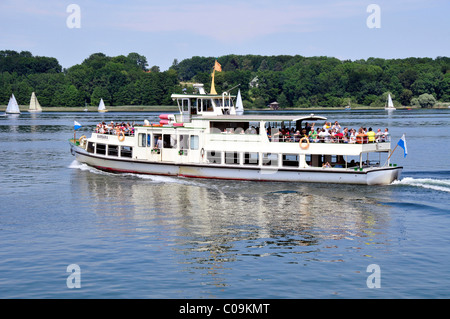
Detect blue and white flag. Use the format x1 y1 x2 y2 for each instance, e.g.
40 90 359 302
74 121 82 131
397 134 407 157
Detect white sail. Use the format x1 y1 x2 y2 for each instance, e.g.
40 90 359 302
235 89 244 115
385 93 396 110
6 94 20 114
28 92 42 113
98 98 107 112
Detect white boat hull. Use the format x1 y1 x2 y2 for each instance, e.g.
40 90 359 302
71 143 402 185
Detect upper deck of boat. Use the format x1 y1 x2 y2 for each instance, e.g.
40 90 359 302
190 114 327 123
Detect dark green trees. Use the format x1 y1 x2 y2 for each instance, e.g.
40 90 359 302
171 55 450 108
0 51 181 107
1 51 449 108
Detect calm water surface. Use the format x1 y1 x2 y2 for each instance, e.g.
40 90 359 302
0 109 449 299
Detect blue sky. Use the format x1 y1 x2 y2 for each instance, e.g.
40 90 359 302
0 0 448 70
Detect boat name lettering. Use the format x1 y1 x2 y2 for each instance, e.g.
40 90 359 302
98 135 109 140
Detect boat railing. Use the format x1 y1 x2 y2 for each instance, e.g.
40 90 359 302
268 135 391 144
95 129 135 137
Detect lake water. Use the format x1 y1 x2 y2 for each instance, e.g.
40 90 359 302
0 108 449 299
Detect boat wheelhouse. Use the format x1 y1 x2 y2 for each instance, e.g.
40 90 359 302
70 81 402 185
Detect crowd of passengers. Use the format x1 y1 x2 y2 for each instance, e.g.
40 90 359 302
95 121 135 136
267 121 391 144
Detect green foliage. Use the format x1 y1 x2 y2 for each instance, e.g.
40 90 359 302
175 54 450 107
1 50 449 108
399 89 413 106
417 93 436 108
0 50 180 107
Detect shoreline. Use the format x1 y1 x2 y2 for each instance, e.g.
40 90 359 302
1 105 449 112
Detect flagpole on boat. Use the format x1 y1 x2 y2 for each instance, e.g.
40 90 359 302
210 60 221 95
73 121 82 144
387 144 398 161
385 133 406 167
210 69 217 95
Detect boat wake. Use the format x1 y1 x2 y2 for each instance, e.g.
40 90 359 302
393 177 450 193
69 160 102 173
68 160 201 186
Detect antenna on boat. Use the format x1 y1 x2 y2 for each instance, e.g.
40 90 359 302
224 84 241 95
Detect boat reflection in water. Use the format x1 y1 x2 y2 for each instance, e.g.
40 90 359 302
71 161 393 288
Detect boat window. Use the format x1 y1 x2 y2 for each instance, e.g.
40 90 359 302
309 154 332 167
305 154 311 164
147 133 152 147
163 134 177 149
153 134 162 148
207 151 221 164
120 146 132 158
203 99 213 112
224 97 233 107
262 153 278 167
210 121 250 134
214 98 223 107
179 134 189 150
190 135 199 150
96 143 106 155
225 152 239 165
244 152 259 166
87 142 95 153
282 154 299 167
190 99 197 115
108 145 119 156
181 99 189 112
138 133 146 147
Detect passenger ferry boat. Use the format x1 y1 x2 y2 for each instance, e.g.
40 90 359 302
69 83 402 185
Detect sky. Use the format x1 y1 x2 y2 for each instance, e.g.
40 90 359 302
0 0 448 71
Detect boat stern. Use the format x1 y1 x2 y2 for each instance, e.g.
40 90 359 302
366 166 402 185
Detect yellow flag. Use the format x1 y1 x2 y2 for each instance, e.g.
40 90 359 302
214 60 222 72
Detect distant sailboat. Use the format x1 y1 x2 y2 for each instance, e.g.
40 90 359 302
28 92 42 113
98 98 108 113
235 89 244 115
385 93 396 111
6 94 20 114
345 99 351 111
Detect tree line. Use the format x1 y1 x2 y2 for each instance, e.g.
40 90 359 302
0 50 180 107
1 50 449 108
172 54 450 108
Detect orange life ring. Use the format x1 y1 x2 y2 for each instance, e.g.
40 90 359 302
118 131 125 142
299 137 310 149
